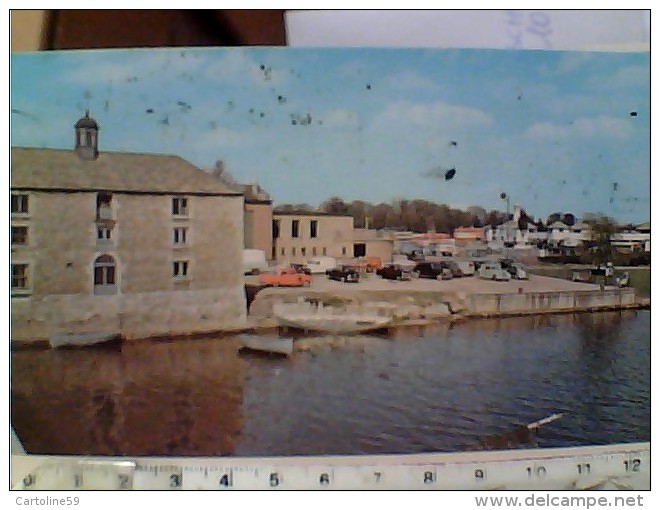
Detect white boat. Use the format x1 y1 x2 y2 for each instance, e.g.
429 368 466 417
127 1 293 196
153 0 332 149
274 302 393 334
49 331 121 349
239 335 294 356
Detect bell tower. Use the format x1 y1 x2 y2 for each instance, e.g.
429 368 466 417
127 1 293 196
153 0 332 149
74 110 99 160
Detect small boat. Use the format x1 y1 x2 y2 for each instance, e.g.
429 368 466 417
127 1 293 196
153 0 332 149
238 335 294 357
49 331 121 349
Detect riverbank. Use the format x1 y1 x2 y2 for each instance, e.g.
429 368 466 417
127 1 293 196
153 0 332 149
248 273 647 329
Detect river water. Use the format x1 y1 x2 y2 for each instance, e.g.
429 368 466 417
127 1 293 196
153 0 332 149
11 310 650 457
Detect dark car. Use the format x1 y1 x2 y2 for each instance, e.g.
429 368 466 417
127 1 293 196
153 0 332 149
440 260 464 278
412 262 453 280
290 263 312 275
376 264 412 281
326 265 360 283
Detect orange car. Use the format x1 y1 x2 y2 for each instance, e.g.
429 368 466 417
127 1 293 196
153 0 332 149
259 268 312 287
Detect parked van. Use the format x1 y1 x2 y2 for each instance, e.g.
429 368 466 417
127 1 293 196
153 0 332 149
242 249 268 275
306 257 337 274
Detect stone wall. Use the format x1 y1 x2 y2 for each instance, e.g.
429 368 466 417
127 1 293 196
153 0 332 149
11 287 247 343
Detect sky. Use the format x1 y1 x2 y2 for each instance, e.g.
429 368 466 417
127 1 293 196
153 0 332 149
10 47 650 224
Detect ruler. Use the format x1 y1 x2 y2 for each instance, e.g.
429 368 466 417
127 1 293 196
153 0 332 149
11 442 649 490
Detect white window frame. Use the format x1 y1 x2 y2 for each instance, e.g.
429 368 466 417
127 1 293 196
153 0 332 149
11 262 31 297
93 254 118 295
11 225 29 246
172 196 189 217
172 260 190 279
11 193 29 216
97 225 112 240
173 226 188 245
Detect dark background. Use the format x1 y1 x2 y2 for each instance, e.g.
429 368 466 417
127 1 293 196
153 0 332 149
32 10 287 49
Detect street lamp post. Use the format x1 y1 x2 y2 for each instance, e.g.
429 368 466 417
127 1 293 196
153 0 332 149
500 192 511 257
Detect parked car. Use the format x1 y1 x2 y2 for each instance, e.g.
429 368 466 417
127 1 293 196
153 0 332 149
392 254 417 270
440 260 464 278
306 257 337 274
376 264 413 281
478 262 511 281
259 268 312 287
326 265 360 283
507 263 528 280
412 262 453 280
454 259 476 276
290 263 312 275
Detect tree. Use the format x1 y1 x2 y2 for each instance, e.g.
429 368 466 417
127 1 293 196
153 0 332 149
584 214 617 266
562 213 576 226
546 212 562 225
320 196 349 215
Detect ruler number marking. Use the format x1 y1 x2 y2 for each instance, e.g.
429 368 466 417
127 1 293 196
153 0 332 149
373 471 381 482
219 473 232 487
23 473 36 488
526 466 547 478
475 468 485 480
423 471 434 484
269 472 280 487
170 473 182 488
319 473 330 486
118 473 131 489
577 463 591 475
624 459 641 472
74 474 83 488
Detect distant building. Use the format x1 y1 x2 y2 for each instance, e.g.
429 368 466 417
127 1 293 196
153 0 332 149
10 111 247 342
272 211 354 263
234 183 273 259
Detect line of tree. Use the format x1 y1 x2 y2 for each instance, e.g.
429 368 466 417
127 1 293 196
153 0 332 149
274 197 513 234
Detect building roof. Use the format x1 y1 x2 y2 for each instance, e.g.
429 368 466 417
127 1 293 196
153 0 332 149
637 222 650 232
232 183 272 204
549 221 569 229
11 147 241 196
273 210 353 218
74 111 99 130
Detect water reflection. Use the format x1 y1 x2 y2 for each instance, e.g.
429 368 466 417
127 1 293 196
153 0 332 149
11 311 649 457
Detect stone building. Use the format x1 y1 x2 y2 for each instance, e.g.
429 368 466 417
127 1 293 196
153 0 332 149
10 111 247 343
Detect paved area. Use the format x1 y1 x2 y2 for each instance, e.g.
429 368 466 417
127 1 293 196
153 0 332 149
247 273 604 294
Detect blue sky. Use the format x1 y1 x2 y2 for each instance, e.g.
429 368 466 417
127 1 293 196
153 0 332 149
10 47 650 224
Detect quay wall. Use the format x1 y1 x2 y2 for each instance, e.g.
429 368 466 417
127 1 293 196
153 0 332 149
464 289 636 317
11 286 247 343
249 288 640 323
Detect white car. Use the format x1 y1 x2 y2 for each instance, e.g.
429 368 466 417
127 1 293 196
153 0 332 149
478 262 511 281
305 257 337 274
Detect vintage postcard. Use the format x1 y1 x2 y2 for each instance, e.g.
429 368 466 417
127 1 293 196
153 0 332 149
10 46 649 489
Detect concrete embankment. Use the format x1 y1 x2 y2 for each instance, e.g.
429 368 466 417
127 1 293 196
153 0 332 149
248 286 644 326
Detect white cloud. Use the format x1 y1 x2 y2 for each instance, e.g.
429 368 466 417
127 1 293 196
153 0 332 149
374 100 494 129
525 116 634 141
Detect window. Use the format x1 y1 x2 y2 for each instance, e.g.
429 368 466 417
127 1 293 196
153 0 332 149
342 247 347 256
12 226 28 245
310 220 318 238
292 247 296 256
173 260 189 278
94 254 117 294
11 264 28 289
291 219 299 238
173 227 188 245
272 220 280 239
96 192 113 221
322 247 327 256
172 197 188 216
97 226 112 240
301 247 306 257
11 194 29 214
312 247 317 256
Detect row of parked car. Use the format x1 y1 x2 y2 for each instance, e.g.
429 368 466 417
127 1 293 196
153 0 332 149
255 256 529 287
374 259 528 282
